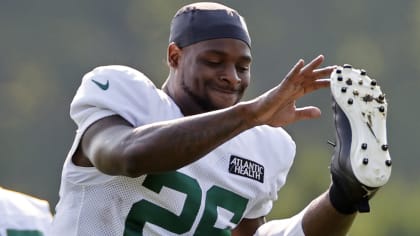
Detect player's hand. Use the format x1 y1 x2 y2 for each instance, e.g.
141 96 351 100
247 55 334 127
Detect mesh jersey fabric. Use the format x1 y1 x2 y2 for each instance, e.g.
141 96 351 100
50 65 297 235
0 187 52 236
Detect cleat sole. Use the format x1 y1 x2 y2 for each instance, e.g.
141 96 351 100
331 66 392 187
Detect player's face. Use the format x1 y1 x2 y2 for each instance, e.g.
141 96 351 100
177 38 252 114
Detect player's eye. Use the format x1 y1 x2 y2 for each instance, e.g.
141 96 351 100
237 65 249 73
204 59 222 67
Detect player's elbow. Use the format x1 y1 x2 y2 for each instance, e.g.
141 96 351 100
118 138 157 178
91 151 147 178
120 152 149 178
91 130 164 178
90 141 148 178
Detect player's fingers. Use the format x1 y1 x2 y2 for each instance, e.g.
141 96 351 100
285 59 305 81
312 66 335 79
313 78 330 89
301 55 324 74
301 78 330 92
295 106 322 121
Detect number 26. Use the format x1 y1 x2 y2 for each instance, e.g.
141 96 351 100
124 171 248 235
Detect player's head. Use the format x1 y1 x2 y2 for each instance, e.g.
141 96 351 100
169 2 251 48
164 2 252 115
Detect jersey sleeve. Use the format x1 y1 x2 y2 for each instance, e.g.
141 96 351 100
70 65 163 135
252 129 304 235
69 65 172 165
242 127 297 219
267 128 296 214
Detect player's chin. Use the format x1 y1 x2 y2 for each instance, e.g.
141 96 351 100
211 93 240 109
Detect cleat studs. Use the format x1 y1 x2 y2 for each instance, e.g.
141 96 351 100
341 87 347 93
360 69 367 75
370 79 377 86
358 79 363 85
343 64 352 68
379 106 385 112
336 69 342 74
381 144 389 151
353 89 359 96
347 98 354 105
378 94 385 100
363 158 369 165
337 76 343 81
346 78 353 85
385 160 392 167
361 143 368 150
376 94 386 104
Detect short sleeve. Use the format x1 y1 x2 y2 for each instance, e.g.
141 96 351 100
239 126 297 219
70 65 170 134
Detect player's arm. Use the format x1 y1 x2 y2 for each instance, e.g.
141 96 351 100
77 56 332 177
301 192 356 235
78 104 254 177
251 192 356 236
231 217 265 236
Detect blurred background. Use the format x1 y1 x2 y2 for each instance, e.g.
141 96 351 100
1 0 419 235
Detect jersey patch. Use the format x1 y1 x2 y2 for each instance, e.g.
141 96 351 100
228 155 264 183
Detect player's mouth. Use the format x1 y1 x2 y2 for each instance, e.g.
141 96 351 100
210 86 242 106
211 85 241 95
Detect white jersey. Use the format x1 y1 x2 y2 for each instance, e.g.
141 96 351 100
51 65 298 236
0 187 52 236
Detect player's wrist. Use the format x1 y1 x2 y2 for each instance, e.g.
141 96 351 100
328 182 358 214
232 101 263 128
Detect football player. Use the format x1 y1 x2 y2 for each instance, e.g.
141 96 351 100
51 2 390 235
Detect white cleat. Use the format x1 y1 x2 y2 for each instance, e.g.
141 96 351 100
329 64 392 212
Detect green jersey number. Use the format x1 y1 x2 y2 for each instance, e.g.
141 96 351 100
6 230 44 236
124 171 248 235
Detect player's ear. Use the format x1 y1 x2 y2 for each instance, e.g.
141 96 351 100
167 43 181 68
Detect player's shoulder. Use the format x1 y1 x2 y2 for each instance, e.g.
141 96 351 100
76 65 161 101
88 65 145 77
252 125 294 144
83 65 156 88
248 125 296 158
238 125 296 156
233 126 296 180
